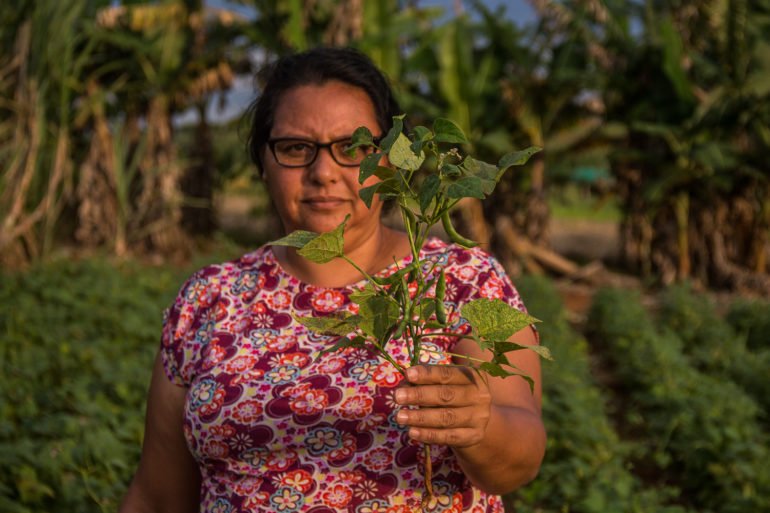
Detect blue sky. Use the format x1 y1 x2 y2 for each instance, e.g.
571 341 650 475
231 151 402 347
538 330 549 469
418 0 537 25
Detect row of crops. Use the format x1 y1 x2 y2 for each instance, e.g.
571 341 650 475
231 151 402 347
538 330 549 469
1 260 769 512
513 277 770 513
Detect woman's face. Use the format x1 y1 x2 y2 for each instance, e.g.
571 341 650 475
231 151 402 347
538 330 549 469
262 80 385 237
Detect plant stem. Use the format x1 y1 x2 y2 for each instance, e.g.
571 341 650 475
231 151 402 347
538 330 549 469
340 255 386 292
422 444 435 509
418 347 488 364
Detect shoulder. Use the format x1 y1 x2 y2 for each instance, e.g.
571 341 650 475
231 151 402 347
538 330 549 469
173 246 279 306
423 237 526 312
160 245 279 386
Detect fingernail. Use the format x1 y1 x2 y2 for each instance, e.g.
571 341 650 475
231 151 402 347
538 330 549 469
395 389 407 403
406 367 418 382
409 428 421 439
396 410 408 425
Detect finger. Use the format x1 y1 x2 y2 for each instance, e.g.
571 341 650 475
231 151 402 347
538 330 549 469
405 364 476 386
396 406 483 430
405 426 483 448
394 384 489 408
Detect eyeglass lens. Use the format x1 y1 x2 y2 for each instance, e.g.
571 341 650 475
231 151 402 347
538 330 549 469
272 139 370 167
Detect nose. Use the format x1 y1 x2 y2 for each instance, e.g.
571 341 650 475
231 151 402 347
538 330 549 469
306 146 340 184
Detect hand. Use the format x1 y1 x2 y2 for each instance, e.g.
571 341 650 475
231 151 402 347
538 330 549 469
394 364 491 447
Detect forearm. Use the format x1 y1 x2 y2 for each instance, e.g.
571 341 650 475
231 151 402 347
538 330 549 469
452 404 546 495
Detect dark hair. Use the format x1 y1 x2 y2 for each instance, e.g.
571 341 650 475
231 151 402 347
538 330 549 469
247 47 402 172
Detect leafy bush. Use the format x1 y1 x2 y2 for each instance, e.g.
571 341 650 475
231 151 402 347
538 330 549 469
587 288 770 513
726 299 770 352
0 258 181 513
508 276 688 513
657 284 770 424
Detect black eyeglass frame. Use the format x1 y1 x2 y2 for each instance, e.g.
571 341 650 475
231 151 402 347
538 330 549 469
266 136 382 168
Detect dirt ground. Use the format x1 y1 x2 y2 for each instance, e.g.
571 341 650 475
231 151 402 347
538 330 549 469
548 218 619 264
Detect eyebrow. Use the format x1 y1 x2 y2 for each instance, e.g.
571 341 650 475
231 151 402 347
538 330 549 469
268 135 354 141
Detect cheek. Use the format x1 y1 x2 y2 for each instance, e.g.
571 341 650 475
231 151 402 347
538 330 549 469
263 171 298 213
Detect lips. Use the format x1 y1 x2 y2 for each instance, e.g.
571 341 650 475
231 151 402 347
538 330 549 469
302 196 347 208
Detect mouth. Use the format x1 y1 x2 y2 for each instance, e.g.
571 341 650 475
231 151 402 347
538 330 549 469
302 196 347 208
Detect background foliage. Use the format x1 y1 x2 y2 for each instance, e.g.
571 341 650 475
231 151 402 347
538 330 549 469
1 0 768 291
2 0 770 511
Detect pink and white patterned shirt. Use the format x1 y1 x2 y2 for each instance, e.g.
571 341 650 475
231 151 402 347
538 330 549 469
160 238 528 513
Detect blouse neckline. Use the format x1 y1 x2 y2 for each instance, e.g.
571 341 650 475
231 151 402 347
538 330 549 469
263 243 423 291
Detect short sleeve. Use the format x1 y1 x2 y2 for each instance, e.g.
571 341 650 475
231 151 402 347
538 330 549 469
442 245 533 343
451 247 526 308
159 267 221 386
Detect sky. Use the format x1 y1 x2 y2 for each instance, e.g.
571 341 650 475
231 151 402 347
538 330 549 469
182 0 539 125
418 0 536 25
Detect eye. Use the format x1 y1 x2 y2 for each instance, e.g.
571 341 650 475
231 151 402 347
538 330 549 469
279 141 313 154
336 140 366 159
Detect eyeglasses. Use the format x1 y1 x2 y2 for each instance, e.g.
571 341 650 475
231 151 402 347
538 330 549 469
267 136 380 168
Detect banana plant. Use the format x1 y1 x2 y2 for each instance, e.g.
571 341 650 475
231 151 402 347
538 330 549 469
599 0 770 288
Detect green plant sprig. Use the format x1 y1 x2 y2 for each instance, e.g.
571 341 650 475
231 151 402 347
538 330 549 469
271 115 549 508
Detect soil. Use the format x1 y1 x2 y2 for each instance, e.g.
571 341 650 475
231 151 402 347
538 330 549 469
546 218 629 321
548 218 620 265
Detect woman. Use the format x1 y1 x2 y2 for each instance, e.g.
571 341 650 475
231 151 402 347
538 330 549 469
120 47 545 513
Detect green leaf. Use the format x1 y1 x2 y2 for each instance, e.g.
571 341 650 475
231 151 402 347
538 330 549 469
389 133 425 171
478 362 535 390
347 126 374 155
380 115 405 151
410 126 434 154
358 296 400 340
417 300 437 321
297 215 348 263
359 153 383 183
460 156 499 195
461 298 541 341
440 163 462 178
294 313 360 336
498 146 542 169
318 335 367 356
359 178 400 209
433 118 468 143
446 176 486 199
359 183 381 209
419 174 441 213
493 341 553 360
349 283 379 304
270 230 318 249
373 166 396 180
412 126 433 141
659 15 695 103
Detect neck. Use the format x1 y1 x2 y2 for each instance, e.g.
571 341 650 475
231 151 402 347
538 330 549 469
275 224 410 288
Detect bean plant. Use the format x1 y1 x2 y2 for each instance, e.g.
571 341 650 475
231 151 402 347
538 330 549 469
272 115 549 508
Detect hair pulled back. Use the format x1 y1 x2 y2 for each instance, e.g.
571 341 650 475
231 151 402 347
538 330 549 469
247 47 402 172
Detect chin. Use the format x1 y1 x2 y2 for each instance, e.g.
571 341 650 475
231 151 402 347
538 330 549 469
293 216 350 234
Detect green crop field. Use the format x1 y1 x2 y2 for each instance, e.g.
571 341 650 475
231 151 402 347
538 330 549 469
2 259 768 513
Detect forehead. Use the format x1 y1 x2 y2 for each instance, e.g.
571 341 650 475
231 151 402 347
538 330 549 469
271 80 379 137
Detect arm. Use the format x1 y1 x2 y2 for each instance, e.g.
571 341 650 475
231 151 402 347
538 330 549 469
119 352 201 513
394 326 546 495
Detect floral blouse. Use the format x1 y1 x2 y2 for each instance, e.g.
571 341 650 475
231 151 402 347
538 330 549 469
160 238 528 513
